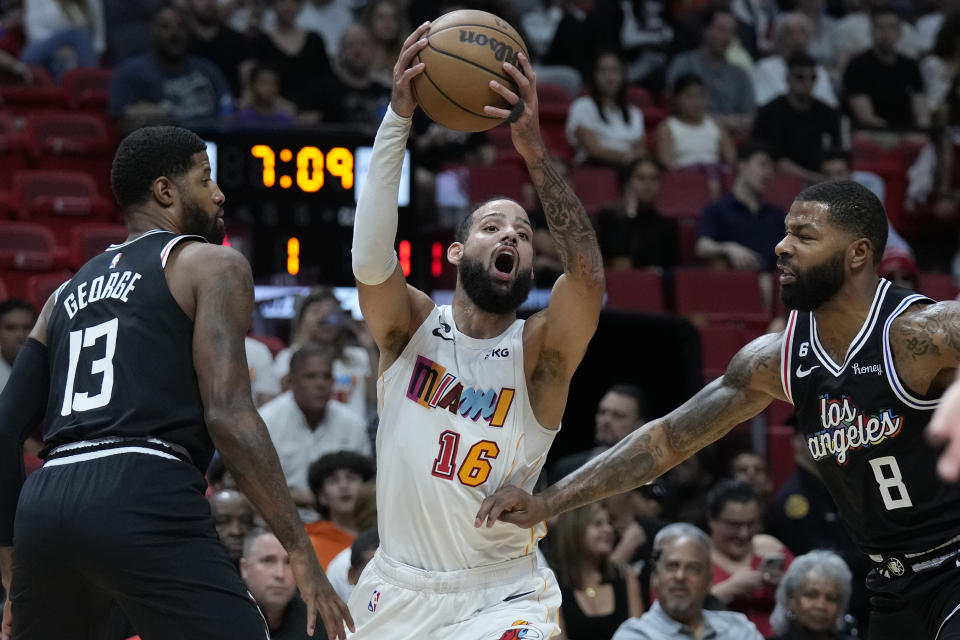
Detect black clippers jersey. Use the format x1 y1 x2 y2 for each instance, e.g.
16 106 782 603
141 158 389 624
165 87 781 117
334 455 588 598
782 278 960 556
44 230 212 470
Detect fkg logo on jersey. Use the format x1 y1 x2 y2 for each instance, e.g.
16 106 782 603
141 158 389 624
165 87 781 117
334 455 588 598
406 355 515 427
807 395 903 465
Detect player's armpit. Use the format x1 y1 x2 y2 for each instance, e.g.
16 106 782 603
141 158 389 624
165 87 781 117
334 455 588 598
356 269 435 372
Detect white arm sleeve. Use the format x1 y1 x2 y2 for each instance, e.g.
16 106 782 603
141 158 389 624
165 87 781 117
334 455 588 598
351 104 412 285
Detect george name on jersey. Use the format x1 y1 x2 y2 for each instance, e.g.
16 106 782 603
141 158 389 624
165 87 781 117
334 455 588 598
62 270 142 319
807 394 903 465
406 354 515 427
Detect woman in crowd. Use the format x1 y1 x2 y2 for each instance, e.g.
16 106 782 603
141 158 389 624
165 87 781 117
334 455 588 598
655 72 735 174
361 0 407 86
768 550 857 640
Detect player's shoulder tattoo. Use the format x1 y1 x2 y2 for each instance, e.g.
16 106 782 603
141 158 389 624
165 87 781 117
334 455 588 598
725 331 783 391
895 301 960 360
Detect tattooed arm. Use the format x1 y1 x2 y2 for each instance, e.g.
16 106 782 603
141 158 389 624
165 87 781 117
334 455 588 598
486 52 605 429
476 332 786 528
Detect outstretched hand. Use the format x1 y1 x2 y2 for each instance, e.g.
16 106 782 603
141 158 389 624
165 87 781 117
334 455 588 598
484 52 545 161
289 547 355 639
474 485 549 530
391 22 431 118
2 595 11 640
928 377 960 481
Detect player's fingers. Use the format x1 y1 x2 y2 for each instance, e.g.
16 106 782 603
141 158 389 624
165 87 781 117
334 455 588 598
501 61 530 94
488 79 519 104
401 62 426 82
305 596 317 637
340 599 356 633
398 37 429 72
402 21 431 51
515 52 537 88
318 603 344 640
484 497 516 528
482 105 511 119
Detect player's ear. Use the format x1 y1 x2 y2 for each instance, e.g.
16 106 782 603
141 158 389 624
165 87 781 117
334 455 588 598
152 176 176 208
849 237 872 270
447 242 463 265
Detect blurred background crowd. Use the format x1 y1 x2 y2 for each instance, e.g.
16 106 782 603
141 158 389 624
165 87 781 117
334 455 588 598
2 0 960 637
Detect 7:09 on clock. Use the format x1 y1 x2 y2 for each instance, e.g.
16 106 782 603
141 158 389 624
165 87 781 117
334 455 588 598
250 144 354 192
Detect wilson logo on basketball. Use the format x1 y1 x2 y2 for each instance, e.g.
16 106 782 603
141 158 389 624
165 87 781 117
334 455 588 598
458 30 519 64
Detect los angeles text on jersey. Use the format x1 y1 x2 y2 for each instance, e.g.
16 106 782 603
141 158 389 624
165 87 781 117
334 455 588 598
406 355 515 426
62 270 142 319
807 394 904 465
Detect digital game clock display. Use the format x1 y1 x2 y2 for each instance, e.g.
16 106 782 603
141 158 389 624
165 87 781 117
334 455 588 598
199 127 412 285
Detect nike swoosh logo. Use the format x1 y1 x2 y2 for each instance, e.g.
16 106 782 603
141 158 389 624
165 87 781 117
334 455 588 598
796 365 820 378
503 590 536 602
432 327 454 341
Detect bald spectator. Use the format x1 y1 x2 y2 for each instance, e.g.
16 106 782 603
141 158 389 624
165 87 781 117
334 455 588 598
260 344 370 506
109 7 232 131
241 529 323 639
752 13 837 108
0 299 36 392
667 7 756 137
210 488 255 567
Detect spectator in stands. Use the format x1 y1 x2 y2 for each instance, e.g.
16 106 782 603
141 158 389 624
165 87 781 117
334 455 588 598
666 7 757 138
360 0 407 86
594 157 681 270
273 288 376 422
21 0 103 82
732 0 780 58
310 22 391 126
0 298 35 392
261 0 353 59
696 141 784 271
603 483 669 603
241 529 322 639
765 430 871 629
655 73 735 197
101 0 168 64
843 5 929 132
210 488 255 567
612 523 765 640
108 7 233 130
835 0 920 72
184 0 249 94
325 527 379 602
250 0 330 111
260 343 371 506
752 52 841 183
234 63 296 125
752 13 838 108
591 0 673 91
730 451 773 506
245 336 281 407
768 550 856 640
565 49 646 168
917 0 960 55
921 10 960 118
549 502 644 639
797 0 839 73
543 0 604 83
878 245 920 290
707 479 795 637
551 383 649 482
304 450 374 570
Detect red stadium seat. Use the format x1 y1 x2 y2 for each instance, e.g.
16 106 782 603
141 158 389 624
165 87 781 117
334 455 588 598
0 220 68 297
12 170 114 227
674 268 770 328
918 272 958 301
699 324 744 380
466 164 528 206
768 425 796 492
26 270 72 310
537 82 571 123
605 268 664 312
0 65 67 112
657 169 713 218
25 112 113 195
62 67 112 110
0 275 7 301
626 86 656 108
0 111 29 190
765 172 804 212
572 166 619 214
676 216 699 265
69 223 128 270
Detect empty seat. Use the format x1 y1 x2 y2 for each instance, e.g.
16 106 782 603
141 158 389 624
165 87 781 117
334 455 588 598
466 164 528 206
0 65 67 111
0 112 28 190
657 169 713 218
62 67 112 110
918 271 958 301
25 111 111 156
605 268 664 312
537 82 571 123
69 223 128 269
699 324 744 380
0 220 62 271
572 166 619 213
674 268 770 327
26 270 72 310
12 170 113 224
765 172 804 212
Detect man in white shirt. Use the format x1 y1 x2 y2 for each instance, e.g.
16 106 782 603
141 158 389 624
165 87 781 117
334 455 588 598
260 343 370 507
0 299 36 392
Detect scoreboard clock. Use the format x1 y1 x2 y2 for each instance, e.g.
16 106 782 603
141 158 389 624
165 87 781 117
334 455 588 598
198 126 413 285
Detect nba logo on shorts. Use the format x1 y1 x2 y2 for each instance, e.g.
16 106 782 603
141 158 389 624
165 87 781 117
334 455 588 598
367 590 380 613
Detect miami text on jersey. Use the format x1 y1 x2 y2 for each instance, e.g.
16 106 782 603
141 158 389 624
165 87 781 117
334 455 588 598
406 355 515 427
807 395 903 465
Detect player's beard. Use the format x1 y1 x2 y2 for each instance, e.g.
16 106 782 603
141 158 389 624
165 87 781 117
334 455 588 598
780 250 846 311
458 254 532 315
182 197 225 245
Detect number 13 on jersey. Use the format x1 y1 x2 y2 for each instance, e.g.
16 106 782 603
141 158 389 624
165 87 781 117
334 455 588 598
432 430 500 487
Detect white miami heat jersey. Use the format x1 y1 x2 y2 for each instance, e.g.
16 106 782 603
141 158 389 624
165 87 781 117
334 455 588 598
375 305 556 571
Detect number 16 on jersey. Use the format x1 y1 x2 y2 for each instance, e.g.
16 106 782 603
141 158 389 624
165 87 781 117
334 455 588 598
432 430 501 487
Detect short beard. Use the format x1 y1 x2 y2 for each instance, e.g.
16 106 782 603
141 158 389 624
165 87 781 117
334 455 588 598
780 251 846 311
181 196 225 245
459 255 532 315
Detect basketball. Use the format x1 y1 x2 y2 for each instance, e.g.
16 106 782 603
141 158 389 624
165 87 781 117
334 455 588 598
411 10 529 132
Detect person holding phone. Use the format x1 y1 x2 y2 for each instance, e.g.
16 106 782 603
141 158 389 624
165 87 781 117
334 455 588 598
707 480 794 637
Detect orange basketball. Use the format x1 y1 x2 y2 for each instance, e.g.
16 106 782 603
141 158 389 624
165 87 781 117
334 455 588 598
411 10 529 133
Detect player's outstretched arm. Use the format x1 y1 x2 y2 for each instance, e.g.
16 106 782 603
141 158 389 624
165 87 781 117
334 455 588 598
476 333 785 528
913 301 960 480
184 244 353 639
0 294 54 640
352 22 434 370
486 52 605 425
